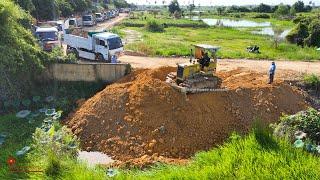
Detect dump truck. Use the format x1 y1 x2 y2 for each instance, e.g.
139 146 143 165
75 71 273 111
35 27 60 51
64 30 123 62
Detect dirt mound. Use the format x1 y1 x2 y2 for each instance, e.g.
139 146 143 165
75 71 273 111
65 67 308 167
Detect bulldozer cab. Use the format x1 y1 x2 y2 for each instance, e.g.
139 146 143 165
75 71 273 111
193 44 220 61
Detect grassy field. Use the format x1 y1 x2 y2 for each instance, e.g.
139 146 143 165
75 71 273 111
123 26 319 60
120 11 319 61
118 129 320 179
2 115 320 179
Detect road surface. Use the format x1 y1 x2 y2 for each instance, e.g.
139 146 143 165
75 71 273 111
119 55 320 76
82 13 128 31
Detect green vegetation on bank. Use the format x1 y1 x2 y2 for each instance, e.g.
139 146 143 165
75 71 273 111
124 26 319 60
117 129 320 179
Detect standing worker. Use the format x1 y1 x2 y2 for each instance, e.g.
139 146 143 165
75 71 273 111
111 54 118 63
268 62 276 84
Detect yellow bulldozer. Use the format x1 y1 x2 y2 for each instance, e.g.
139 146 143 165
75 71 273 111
166 44 222 93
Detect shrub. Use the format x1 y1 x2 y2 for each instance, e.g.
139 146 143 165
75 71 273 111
304 19 320 47
303 74 320 88
272 108 320 144
45 151 62 177
252 13 270 19
145 20 164 32
286 22 309 45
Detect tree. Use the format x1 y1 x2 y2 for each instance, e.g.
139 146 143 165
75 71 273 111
216 7 225 16
14 0 35 12
114 0 129 8
274 3 290 18
57 0 73 17
31 0 59 20
188 3 195 20
293 1 305 12
305 20 320 47
168 0 180 14
254 3 272 13
70 0 92 13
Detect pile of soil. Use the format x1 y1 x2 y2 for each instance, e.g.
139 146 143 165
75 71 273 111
65 67 308 167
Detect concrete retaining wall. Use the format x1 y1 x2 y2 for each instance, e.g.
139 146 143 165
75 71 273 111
46 63 131 82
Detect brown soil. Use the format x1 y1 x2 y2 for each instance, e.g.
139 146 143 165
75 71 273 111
65 67 308 168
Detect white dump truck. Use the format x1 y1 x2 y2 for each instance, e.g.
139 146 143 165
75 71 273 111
64 30 123 62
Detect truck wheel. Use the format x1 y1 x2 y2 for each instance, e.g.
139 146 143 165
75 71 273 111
96 54 105 61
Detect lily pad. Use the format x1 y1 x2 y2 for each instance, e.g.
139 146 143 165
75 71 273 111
31 112 40 118
52 113 62 120
306 144 315 152
16 110 31 118
43 117 53 123
32 96 41 102
39 108 47 113
16 146 31 156
294 131 307 140
45 96 55 102
68 143 77 149
0 134 7 146
45 109 56 116
294 139 304 148
22 99 31 107
106 168 119 177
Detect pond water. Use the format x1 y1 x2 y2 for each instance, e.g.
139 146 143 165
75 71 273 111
202 18 271 27
188 17 291 39
252 27 291 38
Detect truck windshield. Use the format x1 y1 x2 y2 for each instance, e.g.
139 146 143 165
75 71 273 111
69 19 76 25
36 31 58 41
96 14 102 18
107 37 123 50
82 16 92 21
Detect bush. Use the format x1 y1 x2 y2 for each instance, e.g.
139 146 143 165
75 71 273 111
45 152 62 177
304 74 320 88
145 20 164 32
286 22 309 45
272 108 320 144
252 13 270 19
304 19 320 47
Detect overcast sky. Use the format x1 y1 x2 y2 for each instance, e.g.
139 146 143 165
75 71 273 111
126 0 320 6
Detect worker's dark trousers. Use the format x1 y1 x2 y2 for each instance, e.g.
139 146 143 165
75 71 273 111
269 73 274 84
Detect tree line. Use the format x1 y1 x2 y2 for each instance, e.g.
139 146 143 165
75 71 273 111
13 0 130 20
167 0 314 18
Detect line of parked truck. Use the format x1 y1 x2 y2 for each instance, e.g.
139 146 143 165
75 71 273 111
74 9 120 27
32 9 124 62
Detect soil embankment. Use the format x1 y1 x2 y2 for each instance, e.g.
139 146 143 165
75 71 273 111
66 67 308 167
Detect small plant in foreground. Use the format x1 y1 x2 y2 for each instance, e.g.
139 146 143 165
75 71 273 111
145 20 164 32
272 108 320 153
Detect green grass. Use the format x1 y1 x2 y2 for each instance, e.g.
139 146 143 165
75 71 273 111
2 113 320 179
124 26 319 60
0 114 43 179
117 131 320 179
122 13 208 28
0 114 108 179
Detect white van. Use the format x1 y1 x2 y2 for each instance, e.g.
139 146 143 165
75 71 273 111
95 13 104 22
82 15 96 26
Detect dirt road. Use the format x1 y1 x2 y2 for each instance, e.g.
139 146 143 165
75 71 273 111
119 55 320 76
82 13 128 31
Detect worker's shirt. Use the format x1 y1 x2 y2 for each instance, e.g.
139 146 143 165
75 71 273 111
269 64 276 75
111 55 117 63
